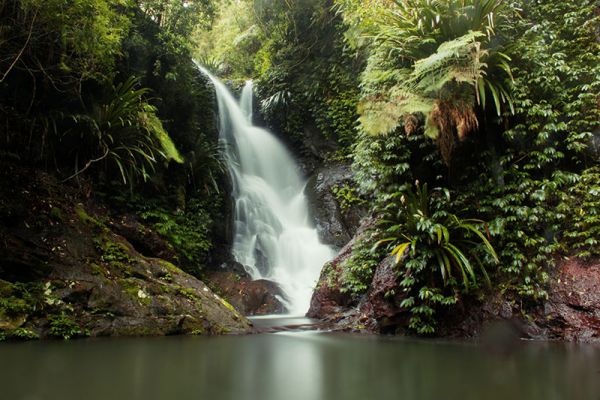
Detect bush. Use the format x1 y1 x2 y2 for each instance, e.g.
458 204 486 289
374 183 498 334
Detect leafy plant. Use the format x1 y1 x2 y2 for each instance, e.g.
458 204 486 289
137 198 214 274
48 312 86 340
559 167 600 259
331 183 367 211
68 76 184 185
355 0 515 164
9 328 39 341
375 183 498 333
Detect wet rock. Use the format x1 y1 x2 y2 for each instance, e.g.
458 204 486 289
206 270 287 316
540 258 600 342
354 255 409 332
307 217 375 320
305 162 368 248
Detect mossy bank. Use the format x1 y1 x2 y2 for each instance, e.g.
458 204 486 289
0 164 250 341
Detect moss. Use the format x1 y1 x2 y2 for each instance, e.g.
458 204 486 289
89 263 106 277
158 259 181 274
0 280 44 317
94 236 133 274
176 286 200 302
159 272 173 282
219 297 237 313
90 308 115 318
118 278 151 306
75 205 105 229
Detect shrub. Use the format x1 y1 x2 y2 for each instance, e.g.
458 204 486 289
375 183 498 334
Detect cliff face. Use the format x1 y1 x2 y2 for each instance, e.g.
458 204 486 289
0 164 250 341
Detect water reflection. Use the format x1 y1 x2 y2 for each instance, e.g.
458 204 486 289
0 333 599 400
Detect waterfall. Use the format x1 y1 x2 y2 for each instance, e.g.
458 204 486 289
199 67 335 315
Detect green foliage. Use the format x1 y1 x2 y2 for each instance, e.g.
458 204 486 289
0 281 45 317
1 0 221 196
350 0 515 164
338 231 383 295
48 312 86 340
196 0 362 150
560 167 600 259
138 0 215 38
14 0 130 83
375 184 498 333
7 328 39 341
69 76 184 185
503 0 600 170
95 236 132 269
193 0 258 78
331 183 366 211
137 198 214 274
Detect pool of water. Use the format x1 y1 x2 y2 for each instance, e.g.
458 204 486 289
1 324 599 400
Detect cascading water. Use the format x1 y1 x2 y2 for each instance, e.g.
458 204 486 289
200 67 335 315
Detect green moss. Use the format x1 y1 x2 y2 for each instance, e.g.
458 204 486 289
90 308 115 318
176 286 199 302
118 278 151 306
89 263 106 277
158 259 180 274
219 297 236 313
94 236 133 273
75 205 105 229
159 272 173 282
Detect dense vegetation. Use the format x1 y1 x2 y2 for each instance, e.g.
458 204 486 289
198 0 600 334
1 0 599 337
0 0 224 276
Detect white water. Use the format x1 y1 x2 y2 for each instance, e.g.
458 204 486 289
200 67 335 315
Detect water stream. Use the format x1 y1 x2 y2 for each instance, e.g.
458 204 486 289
199 67 335 315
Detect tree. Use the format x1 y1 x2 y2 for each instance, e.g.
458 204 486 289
348 0 515 164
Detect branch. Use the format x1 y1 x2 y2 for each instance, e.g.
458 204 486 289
62 145 110 183
0 12 37 83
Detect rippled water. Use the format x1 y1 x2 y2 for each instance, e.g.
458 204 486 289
1 328 599 400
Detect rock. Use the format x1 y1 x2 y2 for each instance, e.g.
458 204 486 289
0 166 251 340
307 217 375 320
109 214 178 263
540 258 600 342
206 270 287 316
354 255 409 332
305 162 368 248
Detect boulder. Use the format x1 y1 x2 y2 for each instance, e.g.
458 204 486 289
206 270 287 316
305 162 368 248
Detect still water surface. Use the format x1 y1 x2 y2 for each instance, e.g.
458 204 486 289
1 320 599 400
